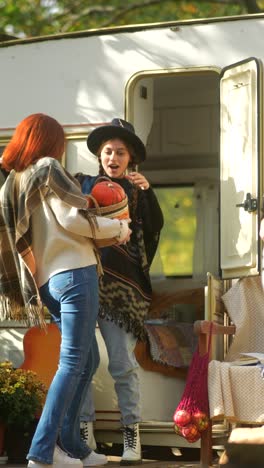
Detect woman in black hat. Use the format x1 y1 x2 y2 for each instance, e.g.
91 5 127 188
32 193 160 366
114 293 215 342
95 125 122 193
76 118 164 465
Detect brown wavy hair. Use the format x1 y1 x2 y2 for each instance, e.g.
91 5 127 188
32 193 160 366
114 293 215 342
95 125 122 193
2 113 65 172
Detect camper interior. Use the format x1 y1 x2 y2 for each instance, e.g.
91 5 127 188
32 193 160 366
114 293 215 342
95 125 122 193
139 69 220 282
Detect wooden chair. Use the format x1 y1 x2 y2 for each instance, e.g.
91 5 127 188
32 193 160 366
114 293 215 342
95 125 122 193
194 274 264 467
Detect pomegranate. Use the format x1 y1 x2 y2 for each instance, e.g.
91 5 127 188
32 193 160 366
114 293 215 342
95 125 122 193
181 423 201 443
192 410 209 432
173 409 192 427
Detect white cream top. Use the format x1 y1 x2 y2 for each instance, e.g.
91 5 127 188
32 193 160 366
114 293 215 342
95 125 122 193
31 193 129 287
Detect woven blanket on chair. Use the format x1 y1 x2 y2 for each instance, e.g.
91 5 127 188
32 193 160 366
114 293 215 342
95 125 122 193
144 320 197 368
208 276 264 423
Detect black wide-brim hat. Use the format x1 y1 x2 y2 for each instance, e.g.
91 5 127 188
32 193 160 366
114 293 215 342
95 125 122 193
87 118 146 164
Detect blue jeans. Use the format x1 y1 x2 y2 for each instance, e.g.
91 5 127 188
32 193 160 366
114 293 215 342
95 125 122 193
27 266 100 464
80 317 141 426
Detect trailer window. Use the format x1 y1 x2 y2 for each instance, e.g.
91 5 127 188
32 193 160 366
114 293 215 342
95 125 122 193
150 186 196 277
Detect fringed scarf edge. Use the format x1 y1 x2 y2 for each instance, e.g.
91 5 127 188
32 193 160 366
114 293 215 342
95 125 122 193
0 294 46 328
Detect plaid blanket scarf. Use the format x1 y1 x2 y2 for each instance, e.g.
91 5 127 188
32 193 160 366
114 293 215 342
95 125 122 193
0 157 97 327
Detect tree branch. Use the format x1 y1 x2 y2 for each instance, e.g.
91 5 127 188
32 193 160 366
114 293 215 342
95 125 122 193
93 0 260 29
45 0 264 35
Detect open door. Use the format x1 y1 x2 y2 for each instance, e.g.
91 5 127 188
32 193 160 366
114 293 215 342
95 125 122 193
220 57 263 279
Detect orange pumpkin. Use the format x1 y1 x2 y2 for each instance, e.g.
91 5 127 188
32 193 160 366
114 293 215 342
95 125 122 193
87 180 129 221
20 323 61 390
89 180 126 207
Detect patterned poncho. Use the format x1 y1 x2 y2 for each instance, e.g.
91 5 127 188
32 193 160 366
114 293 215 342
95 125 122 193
0 157 97 327
75 174 164 340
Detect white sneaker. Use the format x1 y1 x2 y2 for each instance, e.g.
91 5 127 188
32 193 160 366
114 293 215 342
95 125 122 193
27 445 82 467
80 421 97 451
120 423 142 465
53 445 83 466
28 462 52 467
82 450 108 466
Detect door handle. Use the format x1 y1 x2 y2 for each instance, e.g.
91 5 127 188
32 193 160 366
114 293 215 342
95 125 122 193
236 192 258 213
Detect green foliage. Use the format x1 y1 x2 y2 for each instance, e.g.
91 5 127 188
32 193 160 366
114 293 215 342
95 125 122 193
0 0 256 39
0 361 47 427
151 186 196 276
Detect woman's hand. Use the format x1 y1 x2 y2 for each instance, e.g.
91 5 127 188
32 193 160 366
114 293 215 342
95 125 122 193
125 172 150 191
116 219 132 245
260 219 264 240
118 228 132 245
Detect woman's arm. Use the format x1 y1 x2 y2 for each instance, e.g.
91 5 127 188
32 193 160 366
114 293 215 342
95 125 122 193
48 194 130 243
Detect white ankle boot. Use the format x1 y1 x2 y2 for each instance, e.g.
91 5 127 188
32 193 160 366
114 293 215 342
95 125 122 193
80 421 97 451
120 423 142 465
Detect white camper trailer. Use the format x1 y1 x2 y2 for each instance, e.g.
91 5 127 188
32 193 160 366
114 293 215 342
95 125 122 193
0 13 263 454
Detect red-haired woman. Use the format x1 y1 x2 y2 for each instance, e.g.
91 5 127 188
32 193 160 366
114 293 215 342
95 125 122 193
0 113 131 468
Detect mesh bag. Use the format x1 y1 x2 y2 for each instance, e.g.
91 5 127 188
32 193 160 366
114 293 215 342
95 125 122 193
173 323 213 443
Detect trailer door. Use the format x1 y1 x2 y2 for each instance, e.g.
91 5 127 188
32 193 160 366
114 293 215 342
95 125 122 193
220 57 263 279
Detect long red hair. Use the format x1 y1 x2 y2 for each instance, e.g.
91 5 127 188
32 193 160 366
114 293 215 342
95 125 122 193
2 113 65 171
